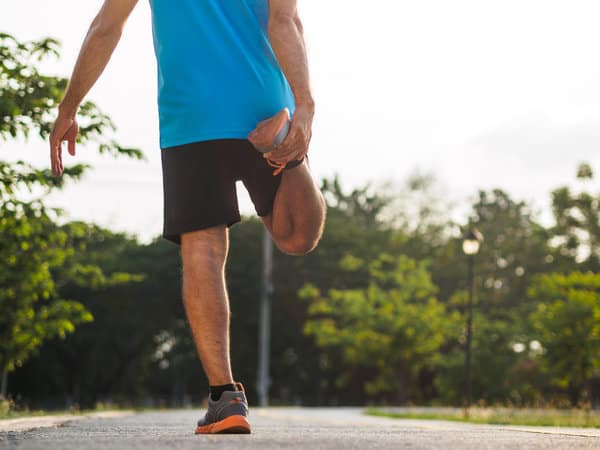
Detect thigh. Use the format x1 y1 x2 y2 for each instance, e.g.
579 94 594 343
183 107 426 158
161 140 242 245
237 139 305 218
264 159 325 231
237 139 283 217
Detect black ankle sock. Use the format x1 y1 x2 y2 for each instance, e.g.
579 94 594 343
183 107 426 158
209 383 235 401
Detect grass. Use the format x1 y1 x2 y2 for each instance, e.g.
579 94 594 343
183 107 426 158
0 405 97 420
0 398 134 420
0 409 80 420
3 397 600 428
366 407 600 428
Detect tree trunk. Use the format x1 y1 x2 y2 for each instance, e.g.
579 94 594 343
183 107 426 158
1 368 7 399
568 380 581 407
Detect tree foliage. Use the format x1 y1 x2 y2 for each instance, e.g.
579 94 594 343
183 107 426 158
550 163 599 271
3 34 599 408
0 194 91 374
0 32 142 159
529 271 600 405
0 32 143 396
0 158 92 380
303 253 460 401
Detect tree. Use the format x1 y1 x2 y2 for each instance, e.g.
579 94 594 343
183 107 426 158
466 189 552 311
0 160 91 397
0 32 142 158
550 163 599 272
529 271 600 406
435 309 538 405
321 176 391 231
268 177 404 405
0 32 142 399
8 227 182 409
39 227 174 408
302 253 460 402
429 189 554 405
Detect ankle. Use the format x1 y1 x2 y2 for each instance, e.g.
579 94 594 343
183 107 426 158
209 383 236 401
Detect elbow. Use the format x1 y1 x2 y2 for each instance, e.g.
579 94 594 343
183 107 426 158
293 14 304 34
268 12 301 35
89 15 124 40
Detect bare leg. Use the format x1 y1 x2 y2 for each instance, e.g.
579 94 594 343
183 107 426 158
180 226 234 386
249 109 326 253
263 160 326 255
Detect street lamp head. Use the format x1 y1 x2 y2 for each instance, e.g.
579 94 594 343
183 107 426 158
462 228 483 255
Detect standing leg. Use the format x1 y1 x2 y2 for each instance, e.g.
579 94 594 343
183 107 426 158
180 225 234 386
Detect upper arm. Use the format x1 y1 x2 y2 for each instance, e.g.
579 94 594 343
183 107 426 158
92 0 139 35
268 0 298 24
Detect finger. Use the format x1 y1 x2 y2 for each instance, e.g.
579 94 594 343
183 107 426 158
49 138 54 175
268 146 295 163
270 136 303 162
270 149 299 164
270 149 301 164
297 137 310 161
277 125 296 150
68 137 76 156
293 143 307 161
50 135 57 175
270 129 297 158
51 149 61 176
287 148 301 161
58 141 63 175
291 144 307 162
289 147 305 163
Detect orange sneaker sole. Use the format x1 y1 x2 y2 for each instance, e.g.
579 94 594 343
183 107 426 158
194 415 251 434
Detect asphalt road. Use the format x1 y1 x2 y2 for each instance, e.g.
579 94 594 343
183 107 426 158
2 407 599 449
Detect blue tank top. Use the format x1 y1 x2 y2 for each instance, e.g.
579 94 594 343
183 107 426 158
148 0 296 149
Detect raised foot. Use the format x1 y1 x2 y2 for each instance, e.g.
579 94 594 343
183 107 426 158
248 107 290 153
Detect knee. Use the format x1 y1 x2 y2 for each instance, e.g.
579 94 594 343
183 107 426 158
274 208 326 256
181 227 228 268
275 234 320 256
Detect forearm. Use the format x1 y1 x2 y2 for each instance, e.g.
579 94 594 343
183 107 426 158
268 15 314 109
59 20 122 118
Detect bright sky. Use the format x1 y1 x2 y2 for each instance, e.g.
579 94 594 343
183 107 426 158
4 0 600 243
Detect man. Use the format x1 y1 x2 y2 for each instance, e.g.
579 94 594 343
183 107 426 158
49 0 326 435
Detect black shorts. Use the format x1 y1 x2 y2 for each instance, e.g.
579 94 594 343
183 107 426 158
160 138 302 245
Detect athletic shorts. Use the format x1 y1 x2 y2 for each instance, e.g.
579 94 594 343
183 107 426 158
160 138 302 245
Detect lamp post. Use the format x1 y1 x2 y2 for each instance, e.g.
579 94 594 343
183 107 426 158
257 228 273 407
462 228 483 416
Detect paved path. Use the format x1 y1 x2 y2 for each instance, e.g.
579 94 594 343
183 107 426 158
1 407 599 449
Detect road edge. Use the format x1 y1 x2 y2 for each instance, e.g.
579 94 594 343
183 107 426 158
0 411 134 433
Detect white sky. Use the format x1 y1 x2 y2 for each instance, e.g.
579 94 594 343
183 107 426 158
3 0 600 243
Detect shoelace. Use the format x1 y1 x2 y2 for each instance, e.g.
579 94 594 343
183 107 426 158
266 158 287 176
234 381 246 394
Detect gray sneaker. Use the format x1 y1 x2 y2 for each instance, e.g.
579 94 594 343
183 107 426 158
195 382 251 434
